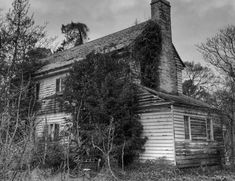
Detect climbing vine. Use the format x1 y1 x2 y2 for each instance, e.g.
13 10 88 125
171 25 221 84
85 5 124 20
63 51 147 169
132 20 162 89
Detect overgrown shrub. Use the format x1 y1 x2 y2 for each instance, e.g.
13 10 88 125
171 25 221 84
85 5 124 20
31 138 65 172
63 51 147 169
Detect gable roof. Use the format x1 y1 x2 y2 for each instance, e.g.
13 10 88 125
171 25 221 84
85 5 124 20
37 20 185 74
40 22 148 65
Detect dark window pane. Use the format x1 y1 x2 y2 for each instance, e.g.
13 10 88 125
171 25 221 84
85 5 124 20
56 78 61 92
54 124 60 140
35 83 40 100
184 116 189 140
190 117 207 140
207 119 211 140
61 77 66 91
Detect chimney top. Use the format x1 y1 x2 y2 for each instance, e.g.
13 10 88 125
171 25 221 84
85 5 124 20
150 0 171 34
151 0 170 6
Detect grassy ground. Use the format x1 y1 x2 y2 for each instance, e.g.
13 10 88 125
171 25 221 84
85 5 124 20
18 161 235 181
122 161 235 181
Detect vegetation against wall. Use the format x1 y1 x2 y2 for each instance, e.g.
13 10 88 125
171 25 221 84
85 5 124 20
132 20 162 90
63 51 147 171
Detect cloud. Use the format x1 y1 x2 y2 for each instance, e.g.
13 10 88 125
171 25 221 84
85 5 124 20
175 0 235 15
1 0 233 64
109 0 137 13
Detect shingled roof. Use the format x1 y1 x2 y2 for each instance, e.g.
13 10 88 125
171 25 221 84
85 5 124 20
140 85 212 109
37 21 148 73
37 20 185 75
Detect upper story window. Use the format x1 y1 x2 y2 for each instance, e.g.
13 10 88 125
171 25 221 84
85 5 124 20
35 83 40 100
184 116 214 141
206 118 214 141
56 77 65 93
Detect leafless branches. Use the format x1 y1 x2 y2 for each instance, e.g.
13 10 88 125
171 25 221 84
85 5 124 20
198 25 235 166
198 25 235 81
91 116 118 180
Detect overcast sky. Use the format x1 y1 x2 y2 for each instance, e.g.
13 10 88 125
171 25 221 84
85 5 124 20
1 0 235 64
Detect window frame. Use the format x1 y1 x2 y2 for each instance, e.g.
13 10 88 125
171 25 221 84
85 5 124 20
56 78 62 93
206 118 214 141
56 77 65 94
48 123 60 141
184 116 191 141
184 115 214 142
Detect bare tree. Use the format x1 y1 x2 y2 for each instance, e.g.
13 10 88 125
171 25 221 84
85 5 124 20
0 0 49 179
198 25 235 166
91 117 118 180
182 61 216 101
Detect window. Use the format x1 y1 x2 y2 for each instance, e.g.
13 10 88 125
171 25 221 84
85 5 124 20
206 119 214 141
190 117 207 140
184 116 190 140
56 78 65 93
48 123 60 141
56 78 62 93
184 116 214 141
35 83 40 100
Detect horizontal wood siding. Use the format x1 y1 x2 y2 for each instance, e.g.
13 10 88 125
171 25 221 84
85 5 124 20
139 112 175 161
175 142 223 168
173 107 224 168
138 89 174 162
37 73 67 114
36 113 70 137
39 97 65 115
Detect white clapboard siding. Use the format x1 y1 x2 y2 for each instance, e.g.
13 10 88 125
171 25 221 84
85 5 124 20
139 111 175 162
173 107 210 142
36 113 71 137
173 106 224 167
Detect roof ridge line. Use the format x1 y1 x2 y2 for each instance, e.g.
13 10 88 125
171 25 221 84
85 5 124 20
41 21 149 61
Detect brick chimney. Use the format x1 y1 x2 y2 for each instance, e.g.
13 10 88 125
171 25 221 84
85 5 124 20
151 0 177 94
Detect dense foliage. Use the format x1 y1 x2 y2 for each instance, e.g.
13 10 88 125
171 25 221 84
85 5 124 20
63 51 146 167
132 20 162 89
57 21 89 51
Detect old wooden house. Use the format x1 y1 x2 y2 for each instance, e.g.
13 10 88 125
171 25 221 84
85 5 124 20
34 0 224 167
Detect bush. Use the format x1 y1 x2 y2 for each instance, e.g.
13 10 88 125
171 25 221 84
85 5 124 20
31 139 65 172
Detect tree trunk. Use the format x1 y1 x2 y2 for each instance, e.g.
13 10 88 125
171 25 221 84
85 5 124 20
231 81 235 168
232 109 235 167
121 140 126 171
106 154 118 181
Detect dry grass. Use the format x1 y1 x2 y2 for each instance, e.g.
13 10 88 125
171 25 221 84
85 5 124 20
9 160 235 181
